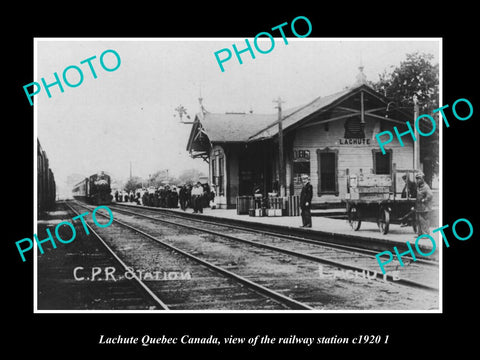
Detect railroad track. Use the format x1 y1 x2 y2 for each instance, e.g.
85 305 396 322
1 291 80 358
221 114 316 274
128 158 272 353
65 201 313 310
63 201 170 310
37 202 164 310
67 200 439 310
115 202 439 262
108 202 439 292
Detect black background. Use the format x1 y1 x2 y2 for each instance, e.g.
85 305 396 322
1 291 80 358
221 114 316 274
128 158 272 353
6 4 478 356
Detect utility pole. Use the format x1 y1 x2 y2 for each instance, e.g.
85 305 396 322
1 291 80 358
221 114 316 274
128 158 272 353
273 97 286 197
413 95 420 171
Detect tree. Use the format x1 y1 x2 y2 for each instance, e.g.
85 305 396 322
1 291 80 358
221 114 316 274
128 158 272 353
178 168 206 185
372 52 440 184
372 52 439 113
147 169 180 187
124 176 144 192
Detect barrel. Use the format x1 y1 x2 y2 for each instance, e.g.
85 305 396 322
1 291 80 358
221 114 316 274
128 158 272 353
236 196 253 215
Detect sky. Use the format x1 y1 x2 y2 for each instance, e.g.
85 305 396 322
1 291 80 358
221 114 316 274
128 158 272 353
35 38 440 197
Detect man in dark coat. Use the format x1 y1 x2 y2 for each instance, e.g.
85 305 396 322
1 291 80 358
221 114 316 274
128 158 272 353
186 184 193 208
142 190 149 206
158 187 166 208
179 185 187 211
202 183 210 208
300 175 313 227
170 186 179 208
401 174 417 198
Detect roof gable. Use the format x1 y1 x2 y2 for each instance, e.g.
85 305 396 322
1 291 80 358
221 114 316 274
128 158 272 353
248 84 412 141
247 87 353 141
186 83 418 152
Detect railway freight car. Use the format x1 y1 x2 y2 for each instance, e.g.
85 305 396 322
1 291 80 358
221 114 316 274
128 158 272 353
72 171 112 205
37 139 56 213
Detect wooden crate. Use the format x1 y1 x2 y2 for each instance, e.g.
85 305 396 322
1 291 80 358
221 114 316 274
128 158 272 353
355 186 390 194
350 192 390 200
356 174 392 187
286 195 300 216
266 208 282 217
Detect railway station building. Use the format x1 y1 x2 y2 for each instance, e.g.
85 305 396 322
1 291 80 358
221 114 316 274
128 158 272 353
186 69 435 209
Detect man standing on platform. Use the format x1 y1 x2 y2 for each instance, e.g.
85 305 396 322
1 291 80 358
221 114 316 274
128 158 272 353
179 185 188 211
415 171 433 236
300 174 313 228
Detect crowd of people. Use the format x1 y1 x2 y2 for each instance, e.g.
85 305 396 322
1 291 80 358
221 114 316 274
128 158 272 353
114 189 138 203
113 173 434 236
113 182 216 213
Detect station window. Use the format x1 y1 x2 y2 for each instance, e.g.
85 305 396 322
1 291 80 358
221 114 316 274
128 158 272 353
372 149 392 174
316 148 338 195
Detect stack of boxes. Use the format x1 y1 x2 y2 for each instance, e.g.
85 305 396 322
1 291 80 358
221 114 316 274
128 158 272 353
266 197 283 217
250 194 264 217
246 195 300 217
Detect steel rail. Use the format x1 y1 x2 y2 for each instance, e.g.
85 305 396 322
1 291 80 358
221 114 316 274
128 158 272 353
114 202 438 266
100 202 438 292
69 201 314 310
63 201 170 310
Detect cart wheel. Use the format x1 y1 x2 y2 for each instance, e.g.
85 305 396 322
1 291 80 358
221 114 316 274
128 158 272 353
378 208 390 234
348 206 361 231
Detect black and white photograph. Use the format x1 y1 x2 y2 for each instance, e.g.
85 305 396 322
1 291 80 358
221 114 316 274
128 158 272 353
34 38 441 312
7 6 479 356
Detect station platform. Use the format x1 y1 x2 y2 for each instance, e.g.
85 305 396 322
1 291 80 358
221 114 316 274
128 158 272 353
116 201 440 252
176 207 437 247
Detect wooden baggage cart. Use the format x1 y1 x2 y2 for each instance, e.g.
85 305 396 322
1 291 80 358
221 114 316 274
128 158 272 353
343 168 417 235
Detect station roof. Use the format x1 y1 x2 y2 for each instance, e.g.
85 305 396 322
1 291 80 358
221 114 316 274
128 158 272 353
247 87 353 141
199 112 276 142
186 82 420 159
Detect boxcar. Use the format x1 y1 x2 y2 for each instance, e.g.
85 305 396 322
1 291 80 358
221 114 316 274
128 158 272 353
37 139 56 213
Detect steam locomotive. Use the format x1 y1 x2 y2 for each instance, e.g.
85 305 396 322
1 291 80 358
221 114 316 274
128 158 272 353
72 171 112 205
